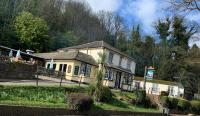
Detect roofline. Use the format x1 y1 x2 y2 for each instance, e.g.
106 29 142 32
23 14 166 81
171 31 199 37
42 57 98 66
0 45 44 60
59 41 136 62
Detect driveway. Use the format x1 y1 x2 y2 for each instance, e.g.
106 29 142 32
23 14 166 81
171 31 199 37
0 76 86 87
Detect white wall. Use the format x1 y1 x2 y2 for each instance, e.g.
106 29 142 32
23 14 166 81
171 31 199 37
133 80 184 97
130 61 136 74
121 57 127 69
79 48 104 62
112 53 120 66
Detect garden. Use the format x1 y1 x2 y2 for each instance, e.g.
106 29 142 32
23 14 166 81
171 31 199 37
0 85 159 113
160 94 200 114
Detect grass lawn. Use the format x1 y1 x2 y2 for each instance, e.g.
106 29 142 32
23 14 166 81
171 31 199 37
0 85 160 112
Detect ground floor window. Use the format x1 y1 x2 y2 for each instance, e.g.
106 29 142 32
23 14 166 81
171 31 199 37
104 68 113 80
123 73 132 84
152 83 158 92
47 64 50 69
80 63 91 77
59 64 67 72
74 66 80 75
46 63 56 70
67 65 72 73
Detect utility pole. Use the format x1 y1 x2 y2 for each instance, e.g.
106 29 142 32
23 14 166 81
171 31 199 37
143 66 147 90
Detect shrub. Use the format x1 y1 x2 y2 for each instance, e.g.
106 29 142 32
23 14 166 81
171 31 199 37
67 93 93 111
160 91 169 96
169 97 178 109
144 96 157 108
190 100 200 114
100 87 112 102
135 89 146 105
87 84 96 96
161 96 170 108
177 99 190 111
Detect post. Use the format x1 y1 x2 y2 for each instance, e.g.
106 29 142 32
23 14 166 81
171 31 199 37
143 66 147 90
60 72 63 87
36 72 39 87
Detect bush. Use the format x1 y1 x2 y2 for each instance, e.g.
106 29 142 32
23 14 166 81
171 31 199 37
67 93 93 111
87 84 96 96
144 97 157 108
100 87 112 102
161 96 170 108
160 91 169 96
177 99 190 111
190 100 200 114
169 97 178 109
135 89 146 105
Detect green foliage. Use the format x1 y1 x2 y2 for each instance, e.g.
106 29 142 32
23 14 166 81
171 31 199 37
177 99 190 111
100 87 113 102
0 86 65 103
160 96 170 108
135 89 146 104
67 92 93 111
14 11 50 52
190 100 200 114
169 97 179 109
87 84 96 96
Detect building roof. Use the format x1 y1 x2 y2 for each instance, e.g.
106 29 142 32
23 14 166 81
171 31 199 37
105 63 134 75
0 45 44 60
134 77 180 86
35 51 98 66
58 41 135 62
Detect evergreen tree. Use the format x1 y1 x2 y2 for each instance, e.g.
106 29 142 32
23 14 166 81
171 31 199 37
130 25 145 76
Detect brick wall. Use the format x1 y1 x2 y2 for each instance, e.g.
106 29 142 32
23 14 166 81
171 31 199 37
0 62 37 79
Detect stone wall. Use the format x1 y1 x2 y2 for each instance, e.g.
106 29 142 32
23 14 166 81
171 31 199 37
0 62 37 79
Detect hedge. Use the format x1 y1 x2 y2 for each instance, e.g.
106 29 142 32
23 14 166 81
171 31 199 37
160 96 200 114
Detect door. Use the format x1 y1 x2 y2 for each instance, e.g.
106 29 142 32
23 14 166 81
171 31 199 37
115 72 121 89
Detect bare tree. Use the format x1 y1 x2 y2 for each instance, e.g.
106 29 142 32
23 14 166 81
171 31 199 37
169 0 200 12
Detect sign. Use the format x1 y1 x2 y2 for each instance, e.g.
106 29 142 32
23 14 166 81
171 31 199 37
146 67 155 80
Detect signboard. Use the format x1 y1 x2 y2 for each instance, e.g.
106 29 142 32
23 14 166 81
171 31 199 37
146 67 155 80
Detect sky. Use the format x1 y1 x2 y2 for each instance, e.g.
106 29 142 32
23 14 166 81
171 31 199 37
85 0 200 47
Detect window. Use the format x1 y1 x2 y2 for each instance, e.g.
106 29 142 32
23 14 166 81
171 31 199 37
53 64 56 70
63 64 67 72
152 83 158 92
123 73 131 84
108 52 113 64
85 64 91 77
80 63 86 75
119 57 122 66
127 60 131 69
59 64 62 71
80 63 91 77
59 64 67 72
104 68 113 80
74 66 79 75
67 65 72 73
47 64 50 69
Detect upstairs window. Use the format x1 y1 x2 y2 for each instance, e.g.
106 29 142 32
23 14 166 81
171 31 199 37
108 52 113 64
119 57 122 67
127 60 131 70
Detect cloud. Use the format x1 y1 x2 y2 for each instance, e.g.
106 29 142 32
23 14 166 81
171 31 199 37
119 0 168 35
85 0 122 12
189 33 200 48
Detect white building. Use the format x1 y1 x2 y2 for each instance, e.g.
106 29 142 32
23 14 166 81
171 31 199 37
133 77 184 97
